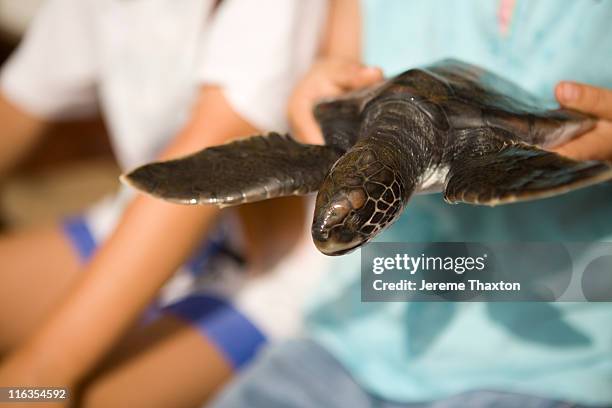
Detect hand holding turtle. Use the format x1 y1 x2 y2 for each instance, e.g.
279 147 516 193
553 82 612 161
288 58 383 144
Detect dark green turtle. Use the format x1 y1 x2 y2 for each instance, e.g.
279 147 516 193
122 59 612 255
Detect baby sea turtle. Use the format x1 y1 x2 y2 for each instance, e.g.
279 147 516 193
122 60 612 255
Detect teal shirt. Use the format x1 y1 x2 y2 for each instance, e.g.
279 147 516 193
306 0 612 405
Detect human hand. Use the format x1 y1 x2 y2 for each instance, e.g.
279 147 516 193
288 58 383 144
553 81 612 161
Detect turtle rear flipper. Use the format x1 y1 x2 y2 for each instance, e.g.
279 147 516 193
444 142 612 206
122 133 340 207
428 59 596 148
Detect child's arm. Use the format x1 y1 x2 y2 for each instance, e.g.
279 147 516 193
0 86 262 388
0 94 48 176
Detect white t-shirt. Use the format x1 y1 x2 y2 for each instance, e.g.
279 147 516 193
1 0 326 241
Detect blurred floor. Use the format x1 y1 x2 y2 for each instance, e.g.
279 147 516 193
0 116 120 230
2 157 120 229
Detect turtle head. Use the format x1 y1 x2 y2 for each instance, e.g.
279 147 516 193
311 148 404 256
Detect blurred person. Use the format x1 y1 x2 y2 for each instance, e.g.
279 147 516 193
211 0 612 407
0 0 356 406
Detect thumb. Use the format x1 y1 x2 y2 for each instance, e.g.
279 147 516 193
556 81 612 120
331 63 383 90
348 66 384 90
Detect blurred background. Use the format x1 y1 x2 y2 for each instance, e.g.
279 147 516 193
0 0 119 231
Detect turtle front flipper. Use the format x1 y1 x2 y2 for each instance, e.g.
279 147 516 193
122 133 341 207
444 139 612 206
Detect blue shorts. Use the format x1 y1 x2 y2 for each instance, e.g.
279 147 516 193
62 216 266 369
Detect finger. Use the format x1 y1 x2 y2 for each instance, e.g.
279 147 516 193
552 121 612 161
296 80 347 143
322 59 361 86
328 62 383 90
295 115 324 145
556 81 612 120
348 66 384 89
289 92 329 145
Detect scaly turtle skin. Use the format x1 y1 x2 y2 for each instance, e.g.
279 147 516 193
122 60 612 255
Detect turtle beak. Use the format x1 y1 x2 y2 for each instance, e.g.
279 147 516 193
312 232 362 256
311 203 364 256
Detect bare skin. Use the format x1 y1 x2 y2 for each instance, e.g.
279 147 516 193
0 96 47 177
0 225 80 353
0 86 304 407
78 317 232 408
0 94 79 353
553 81 612 161
288 0 382 145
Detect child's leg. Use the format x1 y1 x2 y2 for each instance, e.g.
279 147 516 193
79 292 267 407
0 221 242 408
0 223 243 407
0 223 81 353
79 314 235 408
79 227 326 408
